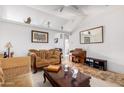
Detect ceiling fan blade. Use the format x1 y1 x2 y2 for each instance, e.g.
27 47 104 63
69 5 87 16
71 5 79 10
53 5 65 12
60 6 64 12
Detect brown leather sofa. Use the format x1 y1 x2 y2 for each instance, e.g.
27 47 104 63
29 49 62 73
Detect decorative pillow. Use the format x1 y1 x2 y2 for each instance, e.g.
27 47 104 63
0 67 4 85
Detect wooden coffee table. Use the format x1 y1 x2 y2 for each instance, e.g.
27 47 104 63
43 66 91 87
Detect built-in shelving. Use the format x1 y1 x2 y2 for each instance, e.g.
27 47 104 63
0 18 69 33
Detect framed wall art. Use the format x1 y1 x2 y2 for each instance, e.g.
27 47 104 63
54 38 58 43
80 26 103 44
31 30 48 43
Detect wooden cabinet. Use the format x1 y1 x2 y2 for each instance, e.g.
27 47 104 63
71 48 86 64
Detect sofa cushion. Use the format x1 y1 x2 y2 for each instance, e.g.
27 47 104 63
50 55 59 59
0 57 32 87
36 59 50 67
1 57 30 69
47 58 59 64
1 57 31 80
2 73 32 87
46 50 55 59
39 50 47 59
36 56 42 62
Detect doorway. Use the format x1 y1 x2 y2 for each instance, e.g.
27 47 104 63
64 34 69 57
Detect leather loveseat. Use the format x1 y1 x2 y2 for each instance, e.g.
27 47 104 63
29 49 62 73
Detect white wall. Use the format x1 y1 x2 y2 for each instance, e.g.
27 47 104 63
0 5 66 56
70 6 124 73
0 21 63 56
0 5 67 30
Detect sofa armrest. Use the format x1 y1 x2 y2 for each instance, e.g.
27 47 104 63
53 51 62 64
30 53 38 73
30 53 36 64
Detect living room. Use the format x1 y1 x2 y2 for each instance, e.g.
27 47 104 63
0 1 124 91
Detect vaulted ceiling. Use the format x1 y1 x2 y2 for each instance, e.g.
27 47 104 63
27 5 109 32
0 5 110 32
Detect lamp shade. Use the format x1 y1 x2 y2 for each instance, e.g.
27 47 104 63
5 42 13 48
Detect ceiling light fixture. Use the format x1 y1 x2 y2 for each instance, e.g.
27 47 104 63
47 21 50 28
61 26 64 30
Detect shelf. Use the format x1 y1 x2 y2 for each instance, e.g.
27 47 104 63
85 57 107 71
0 18 69 33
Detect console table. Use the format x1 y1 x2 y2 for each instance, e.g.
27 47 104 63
85 57 107 71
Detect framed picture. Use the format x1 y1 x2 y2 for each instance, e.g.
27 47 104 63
31 30 48 43
54 38 58 43
84 37 90 44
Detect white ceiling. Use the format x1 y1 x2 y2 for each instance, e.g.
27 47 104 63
0 5 110 32
26 5 109 32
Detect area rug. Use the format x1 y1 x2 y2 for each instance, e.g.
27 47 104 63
32 68 120 87
63 61 124 86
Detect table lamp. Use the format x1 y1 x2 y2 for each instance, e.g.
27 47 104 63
5 42 13 57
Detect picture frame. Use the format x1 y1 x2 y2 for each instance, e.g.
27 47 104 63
31 30 48 43
54 38 58 43
80 26 103 44
84 37 90 44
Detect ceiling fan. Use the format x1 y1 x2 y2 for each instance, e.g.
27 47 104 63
58 5 80 12
57 5 86 16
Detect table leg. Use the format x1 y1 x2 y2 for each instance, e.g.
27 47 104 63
43 73 46 83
